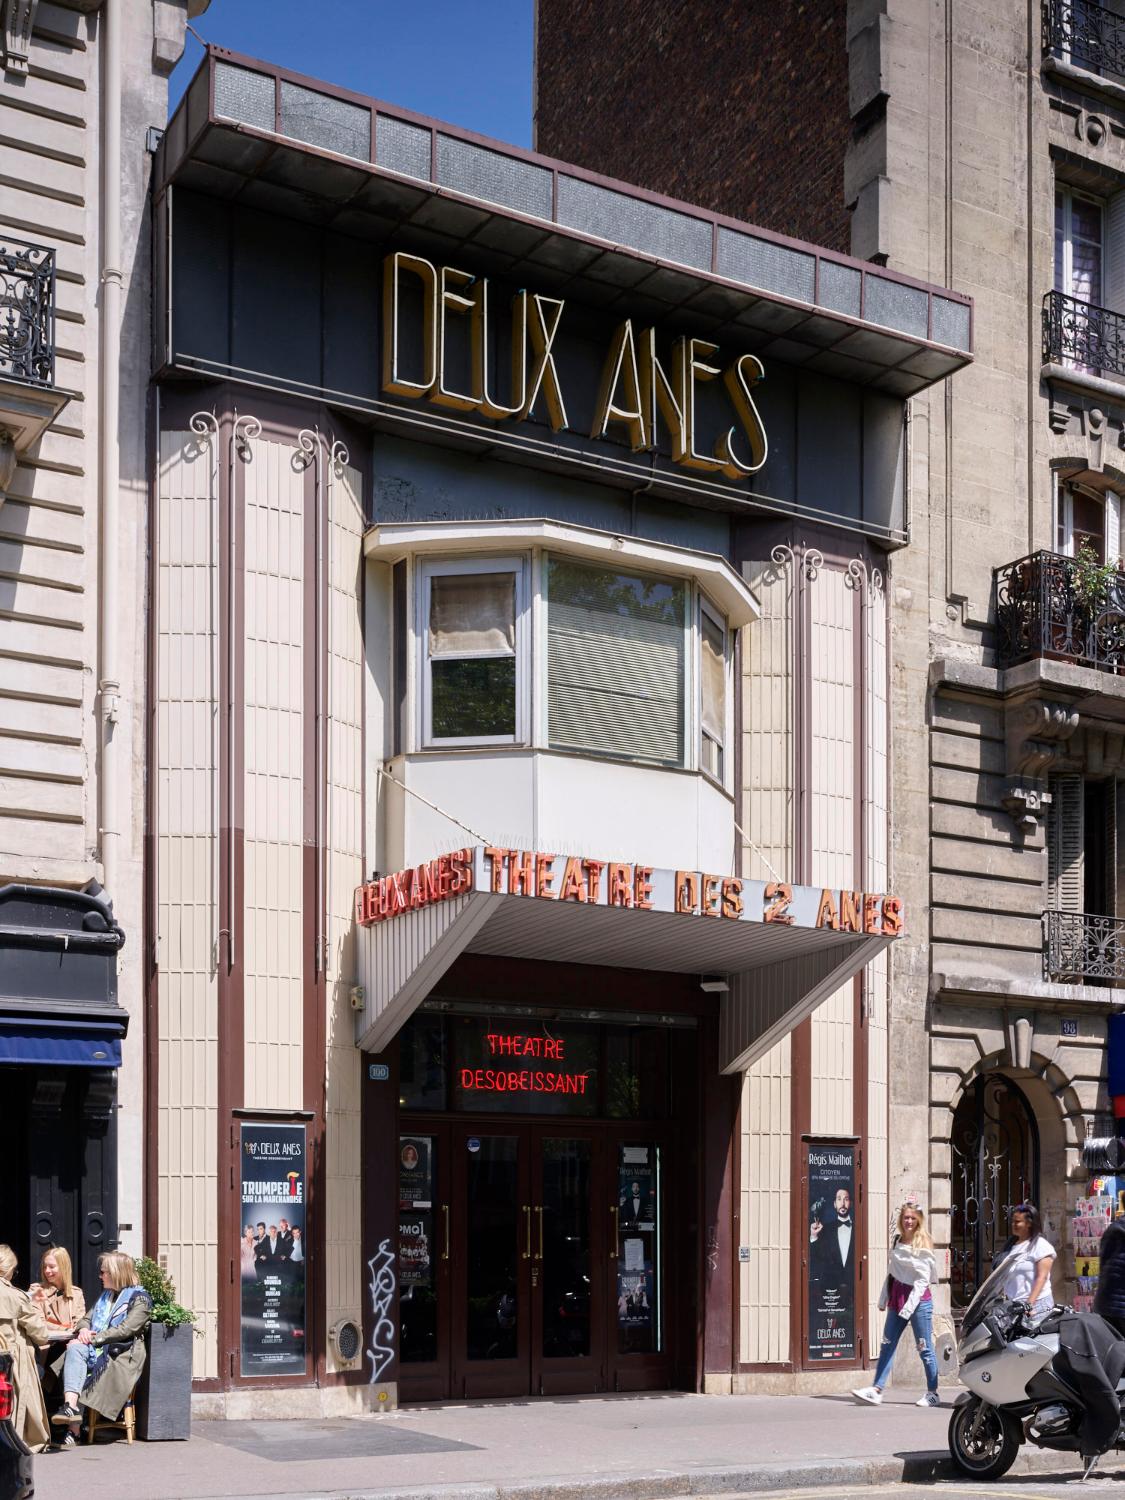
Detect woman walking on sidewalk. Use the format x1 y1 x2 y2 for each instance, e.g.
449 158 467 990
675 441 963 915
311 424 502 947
852 1202 939 1408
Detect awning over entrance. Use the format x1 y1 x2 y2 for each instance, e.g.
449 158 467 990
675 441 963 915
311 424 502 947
0 1016 124 1068
353 847 899 1072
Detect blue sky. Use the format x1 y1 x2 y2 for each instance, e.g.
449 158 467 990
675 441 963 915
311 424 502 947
170 0 534 148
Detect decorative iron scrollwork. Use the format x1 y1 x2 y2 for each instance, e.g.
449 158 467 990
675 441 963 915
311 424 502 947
0 237 55 386
1045 908 1125 983
1044 0 1125 86
1043 288 1125 376
995 549 1125 673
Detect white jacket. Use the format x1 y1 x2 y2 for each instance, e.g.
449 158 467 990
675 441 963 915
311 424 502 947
877 1238 936 1320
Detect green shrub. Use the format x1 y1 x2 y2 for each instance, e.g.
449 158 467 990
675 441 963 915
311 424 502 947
135 1256 196 1327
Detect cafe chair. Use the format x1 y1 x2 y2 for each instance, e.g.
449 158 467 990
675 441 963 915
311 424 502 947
85 1393 136 1445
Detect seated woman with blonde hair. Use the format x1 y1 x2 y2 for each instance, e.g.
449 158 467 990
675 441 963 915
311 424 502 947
29 1246 85 1338
0 1242 53 1451
50 1251 151 1450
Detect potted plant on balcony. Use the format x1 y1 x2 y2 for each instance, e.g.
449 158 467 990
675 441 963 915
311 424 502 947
1068 541 1125 668
134 1256 195 1441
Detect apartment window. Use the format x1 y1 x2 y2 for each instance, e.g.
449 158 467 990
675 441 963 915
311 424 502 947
1055 189 1103 304
1056 477 1121 564
699 598 727 783
421 557 524 745
546 557 686 766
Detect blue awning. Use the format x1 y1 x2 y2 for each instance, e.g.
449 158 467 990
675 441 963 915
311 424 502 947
0 1016 124 1068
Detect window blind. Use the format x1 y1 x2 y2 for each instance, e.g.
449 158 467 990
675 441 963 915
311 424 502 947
1047 771 1084 912
547 558 685 765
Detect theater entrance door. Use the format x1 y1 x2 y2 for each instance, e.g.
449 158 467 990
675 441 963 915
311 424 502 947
397 1122 670 1399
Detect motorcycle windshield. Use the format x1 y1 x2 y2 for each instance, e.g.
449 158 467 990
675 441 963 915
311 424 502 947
960 1249 1020 1339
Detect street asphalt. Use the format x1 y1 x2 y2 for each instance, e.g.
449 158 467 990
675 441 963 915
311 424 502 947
25 1390 1125 1500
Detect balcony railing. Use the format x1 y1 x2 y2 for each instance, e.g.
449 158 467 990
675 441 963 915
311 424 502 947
1045 909 1125 983
1043 289 1125 378
0 238 56 388
996 550 1125 671
1044 0 1125 85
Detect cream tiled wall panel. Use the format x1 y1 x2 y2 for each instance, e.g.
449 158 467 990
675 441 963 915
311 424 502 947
325 460 365 1370
0 4 93 881
865 578 890 1358
809 568 854 1138
740 1035 792 1364
243 438 305 1111
738 557 794 1365
155 428 220 1380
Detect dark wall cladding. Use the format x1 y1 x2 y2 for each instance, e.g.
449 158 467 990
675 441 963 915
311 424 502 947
167 190 905 539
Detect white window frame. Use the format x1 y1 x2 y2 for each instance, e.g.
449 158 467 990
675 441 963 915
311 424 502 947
698 592 731 791
1055 186 1104 304
417 554 529 748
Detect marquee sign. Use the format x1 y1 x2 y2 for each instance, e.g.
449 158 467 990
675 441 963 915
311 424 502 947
382 252 769 480
354 845 904 938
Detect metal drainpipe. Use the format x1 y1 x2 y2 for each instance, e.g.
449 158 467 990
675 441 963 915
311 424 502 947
98 0 123 902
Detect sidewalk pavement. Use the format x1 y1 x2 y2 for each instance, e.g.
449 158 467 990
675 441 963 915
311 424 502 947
30 1390 1125 1500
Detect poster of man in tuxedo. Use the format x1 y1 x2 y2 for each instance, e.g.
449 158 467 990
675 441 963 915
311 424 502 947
806 1143 857 1363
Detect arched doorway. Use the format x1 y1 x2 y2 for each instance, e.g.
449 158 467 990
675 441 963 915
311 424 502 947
949 1073 1039 1310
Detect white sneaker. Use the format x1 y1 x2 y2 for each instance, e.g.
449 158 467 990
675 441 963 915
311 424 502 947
851 1386 882 1405
916 1391 940 1407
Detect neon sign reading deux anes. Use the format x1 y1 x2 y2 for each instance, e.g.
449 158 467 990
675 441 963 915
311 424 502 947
457 1032 590 1098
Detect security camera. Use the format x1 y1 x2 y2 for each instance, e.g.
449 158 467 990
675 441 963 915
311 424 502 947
349 985 366 1011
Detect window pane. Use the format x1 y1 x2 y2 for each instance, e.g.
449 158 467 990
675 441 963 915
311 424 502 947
430 572 515 655
547 558 685 765
700 611 725 742
432 657 516 738
399 1012 446 1111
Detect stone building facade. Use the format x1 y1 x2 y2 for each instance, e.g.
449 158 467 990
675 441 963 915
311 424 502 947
0 0 205 1289
535 0 1125 1343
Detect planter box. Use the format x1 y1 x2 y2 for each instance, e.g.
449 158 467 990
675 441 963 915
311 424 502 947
136 1323 193 1441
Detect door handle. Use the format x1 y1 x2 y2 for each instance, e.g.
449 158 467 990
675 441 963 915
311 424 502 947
522 1203 532 1260
536 1205 544 1261
442 1203 450 1261
610 1203 619 1260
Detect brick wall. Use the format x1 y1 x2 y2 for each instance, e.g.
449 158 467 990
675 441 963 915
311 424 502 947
534 0 852 253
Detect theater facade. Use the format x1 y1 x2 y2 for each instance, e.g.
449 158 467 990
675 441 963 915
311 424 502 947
147 48 971 1412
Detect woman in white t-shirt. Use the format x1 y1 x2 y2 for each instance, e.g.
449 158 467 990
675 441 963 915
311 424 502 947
1000 1202 1055 1322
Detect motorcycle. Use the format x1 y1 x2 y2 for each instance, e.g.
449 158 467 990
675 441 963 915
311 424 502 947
949 1252 1125 1480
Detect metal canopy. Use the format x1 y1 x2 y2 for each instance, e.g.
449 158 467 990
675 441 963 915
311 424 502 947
355 884 890 1073
156 49 972 401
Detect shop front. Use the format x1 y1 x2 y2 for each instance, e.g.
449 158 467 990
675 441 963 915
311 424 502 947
0 883 126 1296
147 48 971 1409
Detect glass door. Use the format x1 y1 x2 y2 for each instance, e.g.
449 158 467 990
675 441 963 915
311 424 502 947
452 1127 532 1397
531 1130 603 1395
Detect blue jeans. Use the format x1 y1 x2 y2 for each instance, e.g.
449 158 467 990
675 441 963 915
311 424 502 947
62 1340 92 1398
872 1298 939 1391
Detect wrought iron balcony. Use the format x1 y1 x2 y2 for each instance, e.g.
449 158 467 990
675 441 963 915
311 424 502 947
1044 0 1125 85
1045 909 1125 984
1043 289 1125 378
995 549 1125 672
0 238 55 388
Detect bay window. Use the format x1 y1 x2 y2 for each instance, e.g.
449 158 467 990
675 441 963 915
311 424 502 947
699 599 727 783
546 558 686 766
422 557 525 745
395 526 748 786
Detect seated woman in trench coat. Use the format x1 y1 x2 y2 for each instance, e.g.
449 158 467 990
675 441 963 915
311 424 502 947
49 1250 151 1449
0 1242 53 1452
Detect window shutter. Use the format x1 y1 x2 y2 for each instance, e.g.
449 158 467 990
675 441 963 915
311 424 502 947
1107 490 1121 566
547 559 685 765
1105 189 1125 313
1048 772 1085 912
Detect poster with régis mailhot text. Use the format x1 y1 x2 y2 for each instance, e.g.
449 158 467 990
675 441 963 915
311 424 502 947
240 1122 307 1376
806 1142 857 1363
